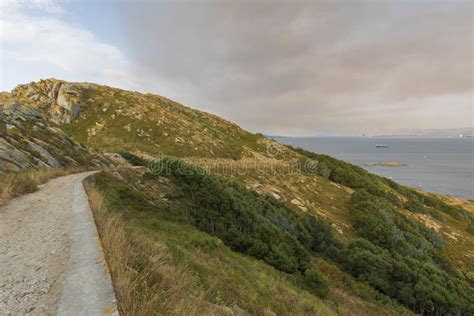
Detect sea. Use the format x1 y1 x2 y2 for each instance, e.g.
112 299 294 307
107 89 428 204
275 137 474 200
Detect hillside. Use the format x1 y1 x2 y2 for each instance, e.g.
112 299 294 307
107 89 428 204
9 79 293 160
2 79 474 315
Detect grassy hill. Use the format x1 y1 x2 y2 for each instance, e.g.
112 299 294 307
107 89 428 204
4 79 474 315
10 79 288 159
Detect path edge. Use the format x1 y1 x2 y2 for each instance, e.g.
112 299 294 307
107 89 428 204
57 172 118 316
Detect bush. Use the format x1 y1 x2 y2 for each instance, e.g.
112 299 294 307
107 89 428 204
428 209 444 221
120 152 147 166
301 267 329 298
404 198 425 213
349 191 403 250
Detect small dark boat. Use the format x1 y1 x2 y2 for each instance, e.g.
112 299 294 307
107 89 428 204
376 144 390 148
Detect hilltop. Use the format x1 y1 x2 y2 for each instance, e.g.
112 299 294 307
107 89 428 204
7 78 297 160
1 79 473 315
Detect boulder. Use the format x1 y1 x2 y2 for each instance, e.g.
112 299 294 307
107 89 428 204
49 103 80 124
50 84 81 123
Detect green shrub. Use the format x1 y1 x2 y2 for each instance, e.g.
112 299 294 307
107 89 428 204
120 151 147 166
427 208 445 221
300 267 329 298
404 198 425 213
349 192 403 250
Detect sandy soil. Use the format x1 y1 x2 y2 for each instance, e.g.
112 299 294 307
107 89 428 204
0 172 93 315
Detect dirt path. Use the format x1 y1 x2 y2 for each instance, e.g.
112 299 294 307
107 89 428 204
0 172 116 315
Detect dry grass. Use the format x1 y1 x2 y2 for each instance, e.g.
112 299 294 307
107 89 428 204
84 184 223 315
0 167 88 206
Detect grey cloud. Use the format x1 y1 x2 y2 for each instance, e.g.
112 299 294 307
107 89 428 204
120 0 473 135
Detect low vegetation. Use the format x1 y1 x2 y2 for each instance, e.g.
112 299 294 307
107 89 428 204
87 163 413 315
86 171 338 315
147 156 336 297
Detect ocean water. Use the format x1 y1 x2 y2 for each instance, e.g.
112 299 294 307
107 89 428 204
276 137 474 200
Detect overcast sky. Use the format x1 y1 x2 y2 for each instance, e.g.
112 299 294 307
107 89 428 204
0 0 472 135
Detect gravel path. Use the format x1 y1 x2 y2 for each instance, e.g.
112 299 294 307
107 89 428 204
0 171 115 315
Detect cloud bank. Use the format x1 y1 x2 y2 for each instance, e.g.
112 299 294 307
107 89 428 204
1 0 472 135
120 1 473 135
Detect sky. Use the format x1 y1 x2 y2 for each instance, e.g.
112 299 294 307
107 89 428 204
0 0 472 136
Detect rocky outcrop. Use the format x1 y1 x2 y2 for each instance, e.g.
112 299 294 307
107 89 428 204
11 79 83 124
0 101 108 172
50 84 81 124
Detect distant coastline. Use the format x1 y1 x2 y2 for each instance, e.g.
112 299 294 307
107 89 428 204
372 134 473 138
275 136 474 200
365 161 408 167
269 127 474 139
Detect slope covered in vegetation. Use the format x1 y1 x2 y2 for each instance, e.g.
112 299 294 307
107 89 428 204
87 167 411 315
114 154 474 315
291 147 474 314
